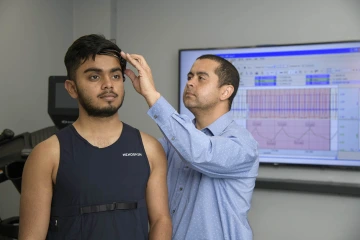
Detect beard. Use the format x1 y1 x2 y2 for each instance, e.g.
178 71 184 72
77 87 125 118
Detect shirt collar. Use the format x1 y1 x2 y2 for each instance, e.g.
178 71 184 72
192 111 233 136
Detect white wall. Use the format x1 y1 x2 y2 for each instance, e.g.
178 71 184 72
116 0 360 239
0 0 73 219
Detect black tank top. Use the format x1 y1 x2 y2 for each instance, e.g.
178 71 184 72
46 123 150 240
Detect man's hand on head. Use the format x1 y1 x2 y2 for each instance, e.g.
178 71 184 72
120 52 161 107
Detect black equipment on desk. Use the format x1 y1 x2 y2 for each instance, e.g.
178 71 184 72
0 129 14 144
0 127 59 190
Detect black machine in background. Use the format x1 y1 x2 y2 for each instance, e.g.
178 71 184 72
48 76 79 129
0 76 78 239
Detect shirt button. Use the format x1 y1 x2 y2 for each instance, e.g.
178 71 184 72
179 187 183 191
172 210 176 213
171 137 175 141
154 115 158 119
184 166 189 169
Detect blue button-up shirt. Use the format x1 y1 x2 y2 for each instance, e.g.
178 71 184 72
148 97 259 240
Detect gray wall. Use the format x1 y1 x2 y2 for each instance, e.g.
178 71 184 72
1 0 360 239
0 0 73 134
72 0 117 39
0 0 73 220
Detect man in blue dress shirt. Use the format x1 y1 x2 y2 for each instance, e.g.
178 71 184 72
121 52 259 240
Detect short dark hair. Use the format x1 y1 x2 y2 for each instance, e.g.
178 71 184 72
197 54 239 110
64 34 126 81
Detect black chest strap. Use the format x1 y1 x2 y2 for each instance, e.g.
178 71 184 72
81 200 145 214
51 199 146 217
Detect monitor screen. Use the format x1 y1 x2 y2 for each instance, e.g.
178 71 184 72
48 76 79 129
179 41 360 167
55 83 78 109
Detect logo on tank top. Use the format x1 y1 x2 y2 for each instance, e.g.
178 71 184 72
122 153 143 156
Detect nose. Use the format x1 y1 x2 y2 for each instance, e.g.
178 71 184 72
102 76 113 89
186 78 195 88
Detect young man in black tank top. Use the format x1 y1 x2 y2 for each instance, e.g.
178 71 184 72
19 34 172 240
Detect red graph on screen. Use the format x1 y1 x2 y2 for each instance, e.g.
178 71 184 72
247 88 332 118
248 119 331 150
243 88 333 151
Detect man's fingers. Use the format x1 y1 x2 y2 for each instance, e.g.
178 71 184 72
121 52 141 69
121 52 149 70
124 69 137 82
120 51 127 59
128 54 149 68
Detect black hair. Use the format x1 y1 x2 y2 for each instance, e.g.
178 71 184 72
64 34 126 81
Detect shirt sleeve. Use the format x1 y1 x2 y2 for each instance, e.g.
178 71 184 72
148 96 259 179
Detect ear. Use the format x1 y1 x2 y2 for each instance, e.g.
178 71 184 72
220 85 234 101
64 80 78 99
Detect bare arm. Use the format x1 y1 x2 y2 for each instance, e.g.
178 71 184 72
141 132 172 240
18 135 59 240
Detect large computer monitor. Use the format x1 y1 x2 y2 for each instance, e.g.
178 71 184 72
179 40 360 168
48 76 79 129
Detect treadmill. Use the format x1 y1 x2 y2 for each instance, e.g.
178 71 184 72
0 76 78 239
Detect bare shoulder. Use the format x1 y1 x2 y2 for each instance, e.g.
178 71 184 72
24 134 59 177
139 132 166 171
140 132 162 148
28 135 59 161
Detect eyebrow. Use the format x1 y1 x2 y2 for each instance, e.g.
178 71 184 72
110 67 122 73
187 71 209 77
84 67 122 74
